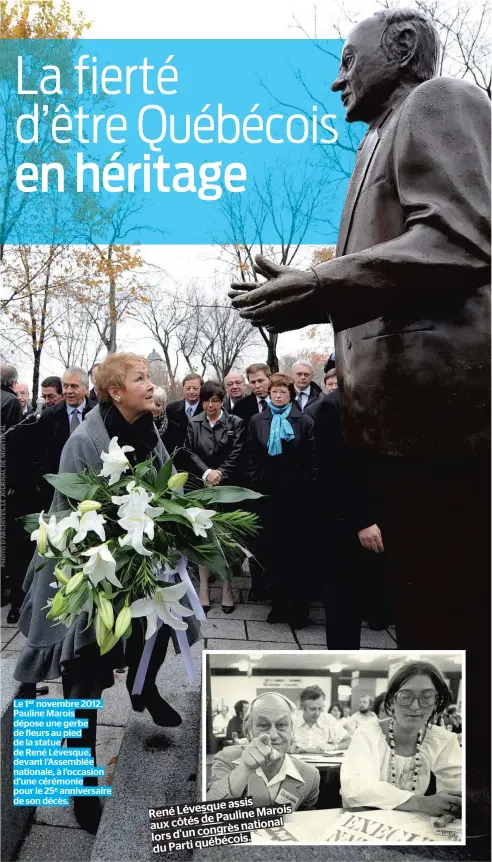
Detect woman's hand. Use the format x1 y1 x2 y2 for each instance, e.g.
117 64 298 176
418 791 462 817
358 523 384 553
205 469 222 486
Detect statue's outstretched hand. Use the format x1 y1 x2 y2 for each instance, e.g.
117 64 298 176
229 255 321 331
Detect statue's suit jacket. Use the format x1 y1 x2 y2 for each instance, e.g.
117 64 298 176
314 77 490 458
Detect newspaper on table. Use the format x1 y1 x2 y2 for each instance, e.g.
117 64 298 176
252 809 463 845
321 810 463 845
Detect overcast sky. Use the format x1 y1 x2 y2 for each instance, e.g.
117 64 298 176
10 0 377 385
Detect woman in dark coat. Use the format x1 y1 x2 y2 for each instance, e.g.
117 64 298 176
246 372 316 628
184 380 245 614
14 353 200 832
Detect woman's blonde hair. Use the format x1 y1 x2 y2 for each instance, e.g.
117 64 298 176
153 386 167 408
96 353 149 403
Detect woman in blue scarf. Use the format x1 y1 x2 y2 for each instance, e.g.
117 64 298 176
246 373 316 627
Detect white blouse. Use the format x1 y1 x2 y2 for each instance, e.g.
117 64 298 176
340 720 462 810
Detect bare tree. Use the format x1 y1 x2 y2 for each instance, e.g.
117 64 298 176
292 1 490 97
48 294 103 371
3 243 74 397
76 196 159 353
279 348 327 387
382 0 491 97
174 283 209 378
193 285 261 380
133 284 190 391
221 163 330 371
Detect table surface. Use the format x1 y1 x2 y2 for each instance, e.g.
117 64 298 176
295 752 345 767
250 808 463 845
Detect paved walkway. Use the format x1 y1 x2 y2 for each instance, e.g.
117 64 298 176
1 576 396 862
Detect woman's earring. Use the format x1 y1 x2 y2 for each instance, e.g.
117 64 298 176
115 396 121 402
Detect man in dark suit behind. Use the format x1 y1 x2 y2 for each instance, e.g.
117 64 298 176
291 359 322 412
232 363 272 600
231 8 490 843
36 366 91 509
1 364 23 431
163 373 203 471
306 389 390 648
223 369 246 412
5 367 91 621
232 363 271 429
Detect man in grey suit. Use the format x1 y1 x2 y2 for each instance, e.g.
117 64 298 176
230 8 490 845
207 693 320 810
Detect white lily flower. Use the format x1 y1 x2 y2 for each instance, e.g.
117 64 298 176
130 582 194 639
182 506 217 538
70 510 106 544
81 543 122 588
118 512 155 556
98 436 135 485
112 481 164 520
31 512 69 555
55 510 81 542
116 483 164 557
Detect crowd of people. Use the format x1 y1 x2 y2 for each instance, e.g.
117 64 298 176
160 358 386 635
212 684 462 751
207 661 462 819
2 351 385 642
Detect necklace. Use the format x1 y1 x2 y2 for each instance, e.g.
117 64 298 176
388 718 424 792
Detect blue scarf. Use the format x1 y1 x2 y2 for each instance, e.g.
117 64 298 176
268 402 295 456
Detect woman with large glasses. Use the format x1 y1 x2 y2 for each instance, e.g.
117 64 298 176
340 661 462 815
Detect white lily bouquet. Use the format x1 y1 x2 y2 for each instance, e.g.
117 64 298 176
22 437 260 656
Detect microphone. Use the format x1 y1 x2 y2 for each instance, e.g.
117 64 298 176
1 398 44 436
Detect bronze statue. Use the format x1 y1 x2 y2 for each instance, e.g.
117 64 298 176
231 10 490 845
231 3 490 636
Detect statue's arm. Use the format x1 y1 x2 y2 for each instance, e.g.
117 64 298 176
313 79 491 323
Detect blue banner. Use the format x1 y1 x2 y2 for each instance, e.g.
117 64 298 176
0 39 362 245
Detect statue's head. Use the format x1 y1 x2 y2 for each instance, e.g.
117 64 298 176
331 8 440 124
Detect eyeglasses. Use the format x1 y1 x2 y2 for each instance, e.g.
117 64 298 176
395 689 437 707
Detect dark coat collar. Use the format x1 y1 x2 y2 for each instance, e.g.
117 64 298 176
257 402 303 420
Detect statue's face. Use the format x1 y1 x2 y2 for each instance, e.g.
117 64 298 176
331 16 401 123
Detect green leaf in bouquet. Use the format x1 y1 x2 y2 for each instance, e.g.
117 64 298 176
155 456 175 493
66 584 90 615
134 460 154 481
114 549 134 572
43 473 98 502
183 486 263 505
174 532 229 580
60 555 81 565
155 512 193 529
153 528 169 556
100 631 119 656
35 562 46 572
159 497 190 516
80 590 95 632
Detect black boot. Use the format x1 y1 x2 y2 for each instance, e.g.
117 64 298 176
62 675 103 835
130 684 182 727
74 795 102 834
126 623 181 727
7 606 20 624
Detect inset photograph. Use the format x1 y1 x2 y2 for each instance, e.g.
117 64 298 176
203 650 464 845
